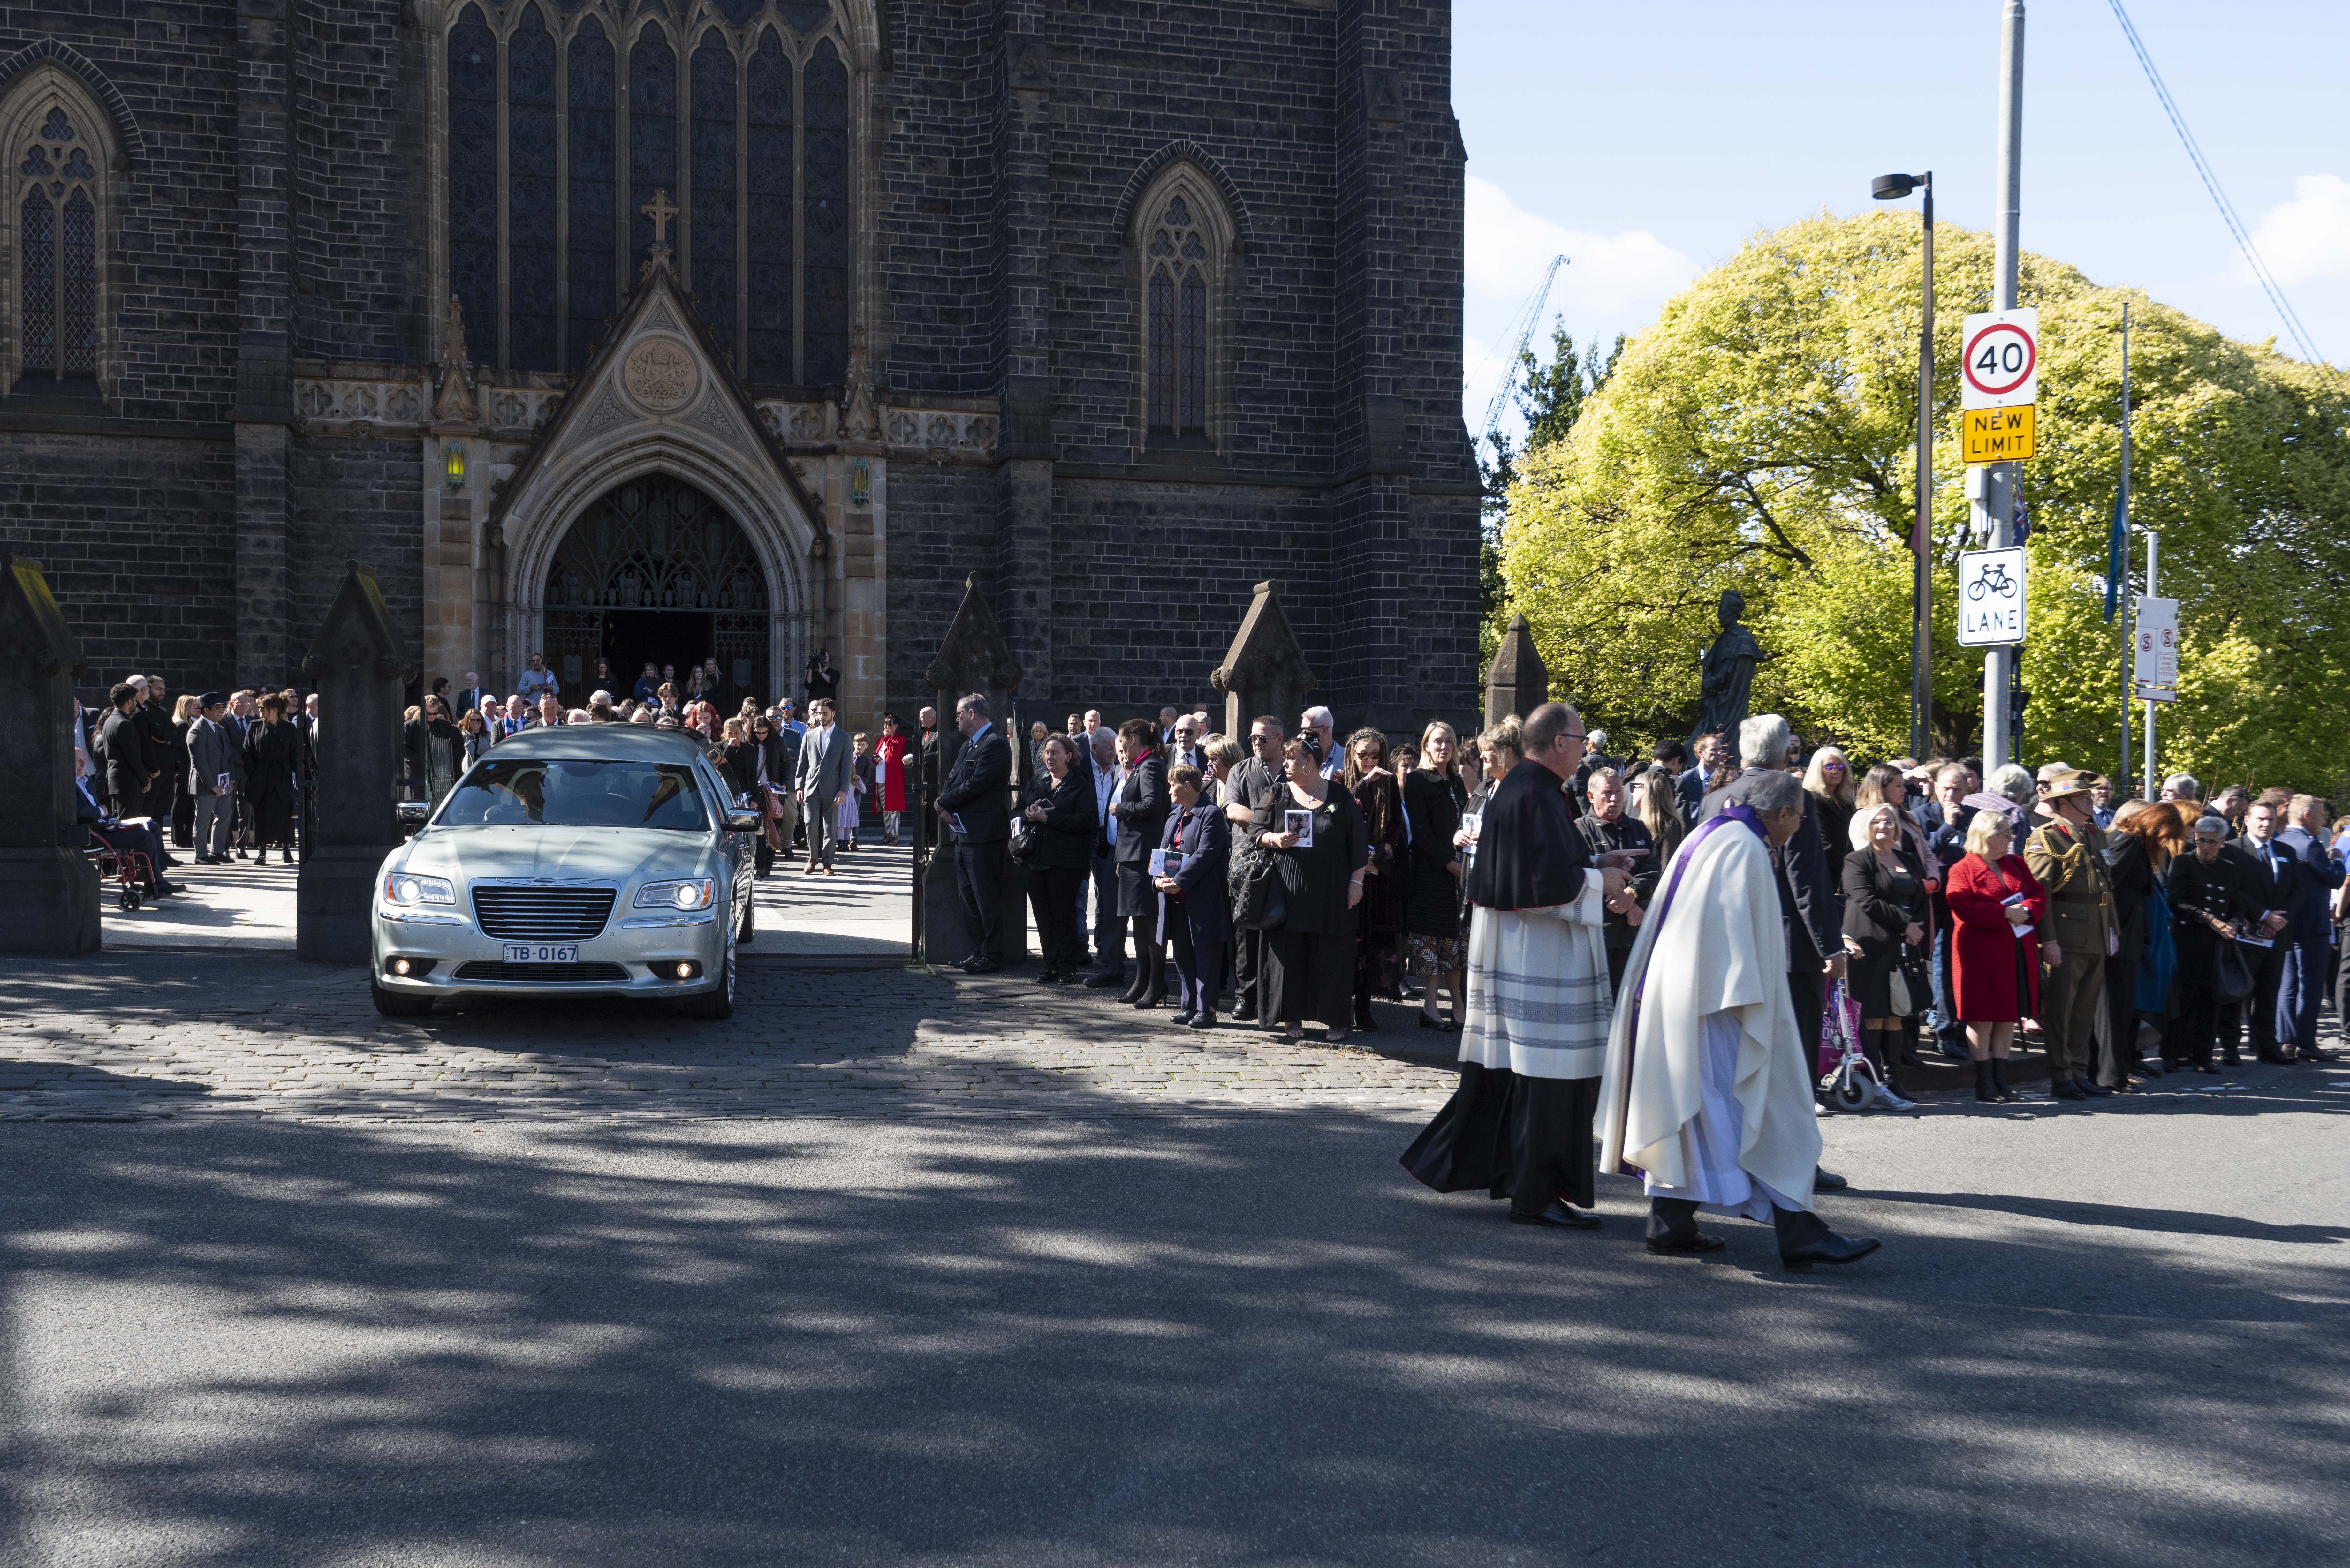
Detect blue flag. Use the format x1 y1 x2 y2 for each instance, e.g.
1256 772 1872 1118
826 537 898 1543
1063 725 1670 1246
2104 484 2126 622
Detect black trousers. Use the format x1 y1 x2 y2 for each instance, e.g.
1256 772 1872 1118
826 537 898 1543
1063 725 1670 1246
1650 1196 1825 1256
1088 851 1123 970
1266 926 1353 1029
955 840 1006 960
1032 865 1085 969
1168 917 1221 1014
2170 984 2217 1067
2218 941 2286 1059
1787 957 1825 1073
1234 929 1264 1014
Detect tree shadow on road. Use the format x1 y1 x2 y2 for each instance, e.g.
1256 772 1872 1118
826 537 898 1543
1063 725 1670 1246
0 1104 2342 1568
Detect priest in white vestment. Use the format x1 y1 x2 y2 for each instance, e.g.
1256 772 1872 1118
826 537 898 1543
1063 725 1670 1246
1402 703 1640 1231
1596 769 1880 1270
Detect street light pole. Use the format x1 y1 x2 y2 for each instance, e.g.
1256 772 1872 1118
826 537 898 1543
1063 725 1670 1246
1875 171 1935 759
1980 0 2026 772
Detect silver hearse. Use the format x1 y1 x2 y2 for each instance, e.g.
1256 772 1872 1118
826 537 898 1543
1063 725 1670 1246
370 725 759 1019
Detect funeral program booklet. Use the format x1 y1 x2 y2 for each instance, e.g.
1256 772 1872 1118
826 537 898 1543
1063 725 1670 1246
1285 810 1315 848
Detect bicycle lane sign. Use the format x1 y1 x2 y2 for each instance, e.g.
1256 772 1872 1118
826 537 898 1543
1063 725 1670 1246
1957 546 2027 646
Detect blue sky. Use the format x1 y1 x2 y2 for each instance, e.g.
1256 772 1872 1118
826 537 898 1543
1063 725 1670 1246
1454 0 2350 439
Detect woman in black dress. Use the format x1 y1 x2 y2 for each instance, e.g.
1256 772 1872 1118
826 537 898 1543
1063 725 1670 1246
1020 732 1097 983
1402 721 1470 1034
1840 802 1927 1107
2165 818 2258 1073
1261 736 1370 1043
1345 727 1408 1030
169 694 199 848
720 717 762 800
243 693 304 864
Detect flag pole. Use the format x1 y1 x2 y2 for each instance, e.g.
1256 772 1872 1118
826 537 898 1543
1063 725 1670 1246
2117 302 2132 792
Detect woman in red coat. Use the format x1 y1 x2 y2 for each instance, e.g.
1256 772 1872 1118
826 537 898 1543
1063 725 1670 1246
871 712 911 845
1946 809 2053 1103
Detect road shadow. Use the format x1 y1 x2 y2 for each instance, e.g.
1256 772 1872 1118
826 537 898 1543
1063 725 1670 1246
0 1107 2341 1567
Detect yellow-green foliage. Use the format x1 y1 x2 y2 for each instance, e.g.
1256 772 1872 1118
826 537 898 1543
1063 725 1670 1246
1501 209 2350 792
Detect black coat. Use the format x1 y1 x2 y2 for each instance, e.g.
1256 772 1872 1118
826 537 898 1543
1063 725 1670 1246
2167 850 2260 975
99 708 154 805
1576 810 1658 953
1110 751 1169 867
1265 781 1368 936
721 741 762 798
1841 845 1927 956
1021 766 1097 871
1402 768 1468 939
1157 798 1232 944
937 723 1013 843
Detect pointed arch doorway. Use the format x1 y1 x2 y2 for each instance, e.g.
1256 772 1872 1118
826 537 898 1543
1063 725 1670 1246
541 474 771 711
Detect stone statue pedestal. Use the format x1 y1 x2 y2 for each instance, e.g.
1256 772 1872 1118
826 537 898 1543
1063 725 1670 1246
0 557 99 955
0 848 100 955
921 574 1027 965
295 562 412 964
1211 581 1316 741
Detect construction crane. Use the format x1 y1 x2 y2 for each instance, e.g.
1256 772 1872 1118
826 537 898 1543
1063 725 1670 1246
1476 254 1569 448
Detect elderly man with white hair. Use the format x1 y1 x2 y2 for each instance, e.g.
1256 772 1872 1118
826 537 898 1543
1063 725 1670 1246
1300 705 1341 780
1599 767 1880 1268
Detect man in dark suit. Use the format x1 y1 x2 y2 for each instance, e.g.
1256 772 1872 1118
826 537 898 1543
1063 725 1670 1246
1677 731 1726 825
1080 728 1126 987
453 671 486 718
99 682 156 819
1109 716 1171 1004
1221 716 1287 1021
936 693 1012 971
2273 794 2343 1062
2221 796 2295 1064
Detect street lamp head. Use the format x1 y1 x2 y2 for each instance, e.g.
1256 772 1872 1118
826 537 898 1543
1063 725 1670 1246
1873 173 1924 200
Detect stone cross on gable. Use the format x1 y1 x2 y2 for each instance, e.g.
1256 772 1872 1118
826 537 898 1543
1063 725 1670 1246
639 189 678 249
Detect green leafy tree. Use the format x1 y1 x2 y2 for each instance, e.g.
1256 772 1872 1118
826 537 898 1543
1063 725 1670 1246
1478 328 1625 664
1500 210 2350 792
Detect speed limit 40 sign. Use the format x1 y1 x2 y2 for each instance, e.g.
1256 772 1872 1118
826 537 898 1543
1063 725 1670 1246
1962 308 2038 409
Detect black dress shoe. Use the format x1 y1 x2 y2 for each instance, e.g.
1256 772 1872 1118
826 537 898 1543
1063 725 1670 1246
1035 968 1061 985
1229 1005 1258 1023
2299 1050 2338 1062
1188 1011 1216 1029
1116 978 1148 1004
1169 1009 1196 1027
965 957 1001 975
1646 1228 1727 1255
2193 1063 2221 1075
2051 1080 2088 1101
2077 1078 2113 1097
1354 1008 1380 1033
1083 969 1126 989
1780 1231 1882 1270
1133 986 1166 1009
1812 1167 1848 1192
1508 1203 1601 1231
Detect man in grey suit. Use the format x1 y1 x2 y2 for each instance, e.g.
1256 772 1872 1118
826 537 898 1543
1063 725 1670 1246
796 697 851 874
186 692 242 865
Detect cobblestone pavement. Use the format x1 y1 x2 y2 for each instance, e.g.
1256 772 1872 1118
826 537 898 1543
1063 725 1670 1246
0 953 1459 1121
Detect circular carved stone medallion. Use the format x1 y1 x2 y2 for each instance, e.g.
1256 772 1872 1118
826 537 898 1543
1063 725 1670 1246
624 338 699 412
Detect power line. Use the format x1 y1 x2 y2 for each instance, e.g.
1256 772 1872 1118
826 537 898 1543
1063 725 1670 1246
2106 0 2337 377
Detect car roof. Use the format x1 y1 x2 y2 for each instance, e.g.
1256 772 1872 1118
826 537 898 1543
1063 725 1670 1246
484 725 714 765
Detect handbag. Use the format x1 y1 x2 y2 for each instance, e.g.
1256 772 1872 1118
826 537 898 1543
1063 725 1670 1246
2213 938 2255 1004
1885 961 1915 1018
1231 841 1288 931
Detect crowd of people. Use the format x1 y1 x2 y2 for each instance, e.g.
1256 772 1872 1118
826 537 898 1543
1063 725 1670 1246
69 674 318 903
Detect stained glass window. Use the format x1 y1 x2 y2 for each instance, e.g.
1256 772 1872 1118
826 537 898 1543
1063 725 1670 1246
1144 192 1213 435
13 99 104 386
445 2 853 387
745 29 792 385
18 186 53 374
628 24 676 277
508 5 558 371
566 19 616 368
801 38 850 386
446 5 499 359
689 29 736 349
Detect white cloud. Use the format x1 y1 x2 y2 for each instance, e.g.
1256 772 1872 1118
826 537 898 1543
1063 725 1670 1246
1463 175 1699 319
2247 174 2350 285
1459 176 1699 437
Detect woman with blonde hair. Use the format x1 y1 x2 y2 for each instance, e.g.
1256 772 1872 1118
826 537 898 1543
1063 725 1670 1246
1840 803 1926 1110
1403 720 1472 1032
1802 745 1858 888
1625 763 1686 867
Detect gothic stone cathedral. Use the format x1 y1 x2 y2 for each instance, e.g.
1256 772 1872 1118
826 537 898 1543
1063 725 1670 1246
0 1 1478 733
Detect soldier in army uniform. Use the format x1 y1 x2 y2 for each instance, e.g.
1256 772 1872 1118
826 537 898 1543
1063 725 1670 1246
2025 770 2121 1101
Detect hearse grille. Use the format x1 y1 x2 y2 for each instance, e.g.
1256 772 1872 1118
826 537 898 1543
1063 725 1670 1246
469 885 615 941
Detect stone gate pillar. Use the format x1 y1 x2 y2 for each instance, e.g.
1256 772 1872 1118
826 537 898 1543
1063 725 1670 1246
923 574 1027 964
1210 580 1317 741
1483 612 1547 727
296 562 413 963
0 557 101 954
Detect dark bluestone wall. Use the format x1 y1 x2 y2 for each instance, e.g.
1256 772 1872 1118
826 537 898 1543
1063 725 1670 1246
2 0 1479 729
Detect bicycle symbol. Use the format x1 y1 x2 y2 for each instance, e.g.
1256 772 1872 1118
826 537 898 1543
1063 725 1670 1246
1967 562 2017 601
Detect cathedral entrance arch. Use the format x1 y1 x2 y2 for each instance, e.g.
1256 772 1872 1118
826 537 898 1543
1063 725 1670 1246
541 475 773 711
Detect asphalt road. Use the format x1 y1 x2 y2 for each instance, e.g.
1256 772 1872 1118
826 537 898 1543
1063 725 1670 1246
1 1072 2342 1567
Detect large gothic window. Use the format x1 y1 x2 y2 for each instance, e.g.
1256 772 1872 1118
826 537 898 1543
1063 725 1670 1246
5 79 115 395
1134 174 1231 447
444 0 859 386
